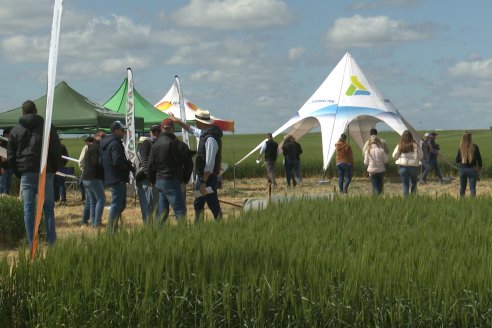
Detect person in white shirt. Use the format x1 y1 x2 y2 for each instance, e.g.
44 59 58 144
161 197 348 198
169 109 223 222
363 136 388 194
392 130 423 196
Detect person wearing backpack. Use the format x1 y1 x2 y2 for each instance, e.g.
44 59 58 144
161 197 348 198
135 125 161 223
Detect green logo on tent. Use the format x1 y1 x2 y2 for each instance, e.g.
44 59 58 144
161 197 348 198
346 76 371 96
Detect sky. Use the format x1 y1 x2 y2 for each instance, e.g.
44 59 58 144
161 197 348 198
1 0 492 134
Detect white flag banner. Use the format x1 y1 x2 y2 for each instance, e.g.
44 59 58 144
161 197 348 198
174 76 190 147
125 68 137 184
32 0 63 260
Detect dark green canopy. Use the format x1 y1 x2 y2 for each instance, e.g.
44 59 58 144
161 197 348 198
0 81 144 131
104 78 170 130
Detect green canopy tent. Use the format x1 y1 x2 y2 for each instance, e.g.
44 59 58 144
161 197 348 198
0 81 144 132
104 78 171 130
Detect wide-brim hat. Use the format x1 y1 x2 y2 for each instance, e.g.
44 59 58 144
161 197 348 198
194 108 214 125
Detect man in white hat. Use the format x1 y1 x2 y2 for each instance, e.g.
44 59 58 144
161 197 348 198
170 109 223 222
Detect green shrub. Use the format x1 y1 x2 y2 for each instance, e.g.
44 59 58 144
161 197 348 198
0 196 24 244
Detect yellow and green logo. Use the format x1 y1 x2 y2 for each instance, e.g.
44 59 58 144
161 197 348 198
346 76 370 96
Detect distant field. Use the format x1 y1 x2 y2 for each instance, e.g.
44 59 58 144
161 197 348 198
62 129 492 179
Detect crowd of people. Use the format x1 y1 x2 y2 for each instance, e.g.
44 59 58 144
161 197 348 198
257 128 482 197
3 100 223 247
0 99 485 248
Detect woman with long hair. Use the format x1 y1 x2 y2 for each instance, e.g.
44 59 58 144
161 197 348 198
335 133 353 193
364 136 387 194
392 130 423 196
456 131 482 196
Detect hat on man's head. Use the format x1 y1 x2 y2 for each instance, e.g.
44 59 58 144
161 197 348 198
111 120 127 131
430 132 438 136
161 118 174 129
424 132 431 138
194 108 214 125
283 134 291 140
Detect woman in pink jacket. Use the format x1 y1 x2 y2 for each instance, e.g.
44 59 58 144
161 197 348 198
363 136 388 194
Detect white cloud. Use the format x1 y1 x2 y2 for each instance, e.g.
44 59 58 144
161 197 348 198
173 0 293 30
0 0 52 35
324 15 435 48
448 58 492 79
288 47 305 61
349 0 421 10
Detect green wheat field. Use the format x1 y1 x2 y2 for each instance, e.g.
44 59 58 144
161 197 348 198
1 130 492 327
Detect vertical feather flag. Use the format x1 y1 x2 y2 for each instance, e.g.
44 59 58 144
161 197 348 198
31 0 63 260
125 68 137 184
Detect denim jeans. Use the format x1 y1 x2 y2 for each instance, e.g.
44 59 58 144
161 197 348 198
79 178 86 200
337 163 352 192
82 191 91 224
265 161 277 186
284 159 301 186
108 181 126 234
20 172 56 246
459 167 478 197
136 179 158 224
421 158 443 182
194 174 222 222
398 166 418 196
53 174 66 201
156 178 186 222
0 168 13 194
369 172 384 195
83 179 106 226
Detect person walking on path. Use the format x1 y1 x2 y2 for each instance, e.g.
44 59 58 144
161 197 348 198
169 110 223 222
257 133 278 188
147 119 187 222
455 131 482 197
363 136 388 195
282 135 302 187
82 130 106 228
418 133 431 184
54 140 69 204
7 100 62 246
335 133 354 193
100 121 132 234
421 132 444 183
136 125 161 224
392 130 423 196
78 136 93 202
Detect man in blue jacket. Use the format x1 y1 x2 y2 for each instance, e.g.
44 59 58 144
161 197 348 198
100 121 132 233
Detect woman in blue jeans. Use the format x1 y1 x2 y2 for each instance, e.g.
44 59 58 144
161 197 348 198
455 131 482 197
392 130 423 196
335 133 354 193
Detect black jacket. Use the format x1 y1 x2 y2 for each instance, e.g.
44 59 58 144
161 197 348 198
82 140 104 180
136 138 155 181
7 114 62 177
264 139 278 162
282 140 302 161
456 144 482 168
99 134 131 185
177 139 194 184
147 132 184 183
196 125 222 176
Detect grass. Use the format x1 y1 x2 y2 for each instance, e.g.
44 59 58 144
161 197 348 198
2 195 492 326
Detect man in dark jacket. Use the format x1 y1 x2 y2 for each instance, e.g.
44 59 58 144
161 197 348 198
100 121 132 233
257 133 278 188
147 119 186 222
82 130 106 227
170 109 223 222
282 135 303 187
7 100 62 246
136 125 161 223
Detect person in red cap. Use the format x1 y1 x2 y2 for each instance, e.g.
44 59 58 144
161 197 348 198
147 118 187 221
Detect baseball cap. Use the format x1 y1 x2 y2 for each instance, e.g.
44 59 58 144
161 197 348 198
424 132 431 137
111 120 127 131
161 118 174 128
150 124 161 132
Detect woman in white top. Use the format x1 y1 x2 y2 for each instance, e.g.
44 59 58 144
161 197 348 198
363 136 388 194
392 130 423 196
